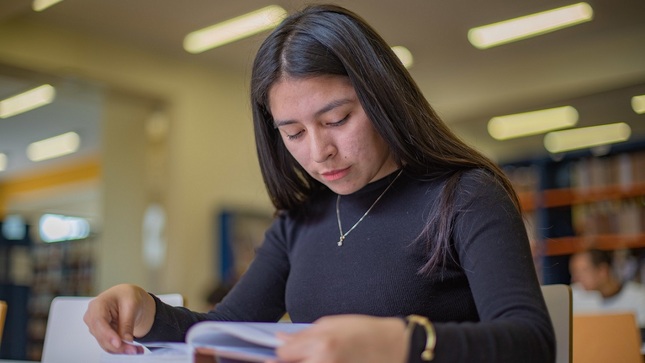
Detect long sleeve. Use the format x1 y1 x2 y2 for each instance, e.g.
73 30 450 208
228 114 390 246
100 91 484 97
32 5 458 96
139 170 555 363
138 216 292 342
427 171 555 362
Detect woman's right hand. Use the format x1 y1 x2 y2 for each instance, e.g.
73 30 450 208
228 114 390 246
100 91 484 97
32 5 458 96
83 283 156 354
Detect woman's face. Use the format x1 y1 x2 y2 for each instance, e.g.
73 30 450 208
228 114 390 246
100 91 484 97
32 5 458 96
269 75 398 195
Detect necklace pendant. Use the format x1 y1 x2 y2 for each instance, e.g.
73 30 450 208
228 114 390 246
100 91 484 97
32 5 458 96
334 169 403 248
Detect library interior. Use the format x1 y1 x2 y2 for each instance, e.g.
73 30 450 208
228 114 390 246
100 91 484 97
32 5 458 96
1 0 644 362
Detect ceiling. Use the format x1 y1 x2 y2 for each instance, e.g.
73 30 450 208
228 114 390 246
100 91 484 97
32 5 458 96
1 0 645 180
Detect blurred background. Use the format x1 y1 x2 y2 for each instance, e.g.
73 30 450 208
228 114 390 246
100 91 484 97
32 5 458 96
0 0 644 360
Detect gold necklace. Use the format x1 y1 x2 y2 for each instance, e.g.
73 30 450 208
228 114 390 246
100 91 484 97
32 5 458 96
336 169 403 247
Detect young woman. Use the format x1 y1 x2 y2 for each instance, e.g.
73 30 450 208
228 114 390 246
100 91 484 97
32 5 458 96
84 5 555 362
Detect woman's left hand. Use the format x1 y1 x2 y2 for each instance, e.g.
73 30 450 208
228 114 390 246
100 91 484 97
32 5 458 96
270 314 408 363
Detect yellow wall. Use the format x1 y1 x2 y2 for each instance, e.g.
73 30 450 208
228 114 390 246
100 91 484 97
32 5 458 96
0 17 272 309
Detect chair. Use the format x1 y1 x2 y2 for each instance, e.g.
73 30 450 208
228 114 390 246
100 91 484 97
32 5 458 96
572 312 643 363
0 300 7 344
41 293 184 363
541 284 573 363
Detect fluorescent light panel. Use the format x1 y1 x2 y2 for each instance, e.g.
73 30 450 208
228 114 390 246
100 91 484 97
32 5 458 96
488 106 578 140
0 153 6 172
391 46 414 69
39 213 90 243
544 122 631 153
184 5 287 54
632 94 645 114
468 2 593 49
27 131 80 162
32 0 63 12
0 84 56 118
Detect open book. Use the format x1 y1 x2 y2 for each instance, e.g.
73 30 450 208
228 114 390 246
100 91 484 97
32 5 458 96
101 321 312 363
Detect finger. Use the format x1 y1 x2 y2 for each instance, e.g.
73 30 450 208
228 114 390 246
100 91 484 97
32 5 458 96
278 326 317 341
276 331 295 342
84 300 125 353
275 331 316 362
116 300 139 343
121 340 146 355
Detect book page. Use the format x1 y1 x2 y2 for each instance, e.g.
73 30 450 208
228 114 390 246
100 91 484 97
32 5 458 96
187 321 311 348
100 342 191 363
100 322 312 363
187 321 311 362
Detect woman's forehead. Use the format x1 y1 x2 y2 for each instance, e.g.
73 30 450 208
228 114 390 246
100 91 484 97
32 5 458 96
268 76 355 114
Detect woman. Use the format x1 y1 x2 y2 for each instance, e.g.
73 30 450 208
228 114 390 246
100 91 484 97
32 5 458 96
84 4 555 362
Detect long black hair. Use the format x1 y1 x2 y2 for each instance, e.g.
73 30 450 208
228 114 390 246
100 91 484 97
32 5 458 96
250 4 521 274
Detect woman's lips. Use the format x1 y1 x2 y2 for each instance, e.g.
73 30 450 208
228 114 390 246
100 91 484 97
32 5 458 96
321 167 350 181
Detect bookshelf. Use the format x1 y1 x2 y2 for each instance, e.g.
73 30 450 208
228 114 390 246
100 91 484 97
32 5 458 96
0 220 95 361
503 141 645 284
26 238 95 361
0 222 31 360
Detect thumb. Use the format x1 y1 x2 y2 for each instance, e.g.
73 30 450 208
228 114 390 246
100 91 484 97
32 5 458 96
276 331 294 341
117 302 137 342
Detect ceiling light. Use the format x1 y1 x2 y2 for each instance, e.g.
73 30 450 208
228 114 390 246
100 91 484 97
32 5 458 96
184 5 287 54
32 0 63 12
488 106 578 140
0 84 56 118
544 122 631 153
2 214 27 240
391 46 414 69
468 2 593 49
27 131 80 162
632 94 645 114
39 214 90 243
0 153 6 172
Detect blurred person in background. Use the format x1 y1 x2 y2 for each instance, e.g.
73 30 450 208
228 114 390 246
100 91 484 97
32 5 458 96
570 248 645 330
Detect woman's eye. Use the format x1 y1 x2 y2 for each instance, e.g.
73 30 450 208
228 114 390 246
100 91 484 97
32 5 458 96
329 115 349 126
286 130 304 140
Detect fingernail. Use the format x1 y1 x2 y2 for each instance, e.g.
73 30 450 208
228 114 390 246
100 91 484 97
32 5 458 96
111 338 121 348
125 345 138 355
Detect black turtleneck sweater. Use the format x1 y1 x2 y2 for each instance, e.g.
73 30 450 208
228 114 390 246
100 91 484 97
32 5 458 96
141 169 555 363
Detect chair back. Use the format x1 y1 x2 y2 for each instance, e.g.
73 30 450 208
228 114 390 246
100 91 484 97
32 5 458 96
541 284 573 363
0 300 7 343
572 312 643 363
41 293 184 363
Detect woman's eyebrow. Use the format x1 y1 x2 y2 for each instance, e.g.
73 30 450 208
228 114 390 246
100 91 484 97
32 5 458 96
314 98 352 118
274 98 353 127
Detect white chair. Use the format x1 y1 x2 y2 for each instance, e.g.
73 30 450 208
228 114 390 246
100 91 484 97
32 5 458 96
41 293 184 363
541 284 573 363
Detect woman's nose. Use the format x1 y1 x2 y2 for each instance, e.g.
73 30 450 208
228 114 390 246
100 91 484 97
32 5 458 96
310 131 336 163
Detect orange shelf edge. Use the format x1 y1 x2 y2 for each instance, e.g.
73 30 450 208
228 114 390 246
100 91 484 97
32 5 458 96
541 182 645 208
544 234 645 256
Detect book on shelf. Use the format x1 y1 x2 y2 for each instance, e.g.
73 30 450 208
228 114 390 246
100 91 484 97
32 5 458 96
100 321 311 363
